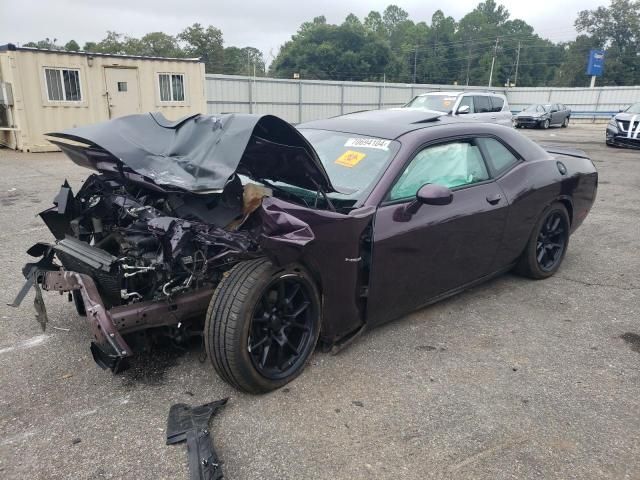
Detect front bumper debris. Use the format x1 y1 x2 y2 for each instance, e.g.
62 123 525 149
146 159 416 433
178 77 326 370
10 244 215 373
166 399 229 480
11 267 133 372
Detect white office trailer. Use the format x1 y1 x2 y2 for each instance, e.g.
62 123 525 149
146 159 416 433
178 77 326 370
0 44 206 151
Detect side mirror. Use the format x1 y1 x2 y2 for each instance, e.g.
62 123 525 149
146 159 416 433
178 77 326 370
619 109 625 113
457 105 470 114
394 184 453 221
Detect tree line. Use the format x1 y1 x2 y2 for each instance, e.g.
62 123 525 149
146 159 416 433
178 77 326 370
23 0 640 87
24 24 266 77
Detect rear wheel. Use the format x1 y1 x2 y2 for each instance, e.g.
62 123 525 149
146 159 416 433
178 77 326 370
562 117 570 128
515 203 570 279
205 259 321 393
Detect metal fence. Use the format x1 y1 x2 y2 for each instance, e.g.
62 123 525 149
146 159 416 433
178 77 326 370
205 74 640 123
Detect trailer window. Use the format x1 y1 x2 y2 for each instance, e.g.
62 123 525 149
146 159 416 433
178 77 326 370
44 68 82 102
158 73 185 102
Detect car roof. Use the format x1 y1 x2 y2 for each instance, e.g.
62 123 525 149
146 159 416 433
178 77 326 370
415 91 505 98
298 109 473 140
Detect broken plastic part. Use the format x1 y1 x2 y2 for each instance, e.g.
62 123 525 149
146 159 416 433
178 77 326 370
166 399 229 480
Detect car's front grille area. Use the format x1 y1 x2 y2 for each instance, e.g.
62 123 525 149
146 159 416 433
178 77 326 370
618 120 640 134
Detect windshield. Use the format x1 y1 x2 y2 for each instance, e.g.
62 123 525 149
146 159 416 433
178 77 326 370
405 94 458 113
523 104 543 112
626 103 640 113
298 129 400 200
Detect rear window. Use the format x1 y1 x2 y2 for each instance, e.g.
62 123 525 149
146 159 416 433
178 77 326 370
477 137 520 175
490 96 504 112
474 96 492 113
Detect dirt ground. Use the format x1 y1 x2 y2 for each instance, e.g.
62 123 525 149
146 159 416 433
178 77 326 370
0 123 638 479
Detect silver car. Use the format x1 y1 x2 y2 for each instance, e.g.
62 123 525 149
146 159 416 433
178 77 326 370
399 91 513 127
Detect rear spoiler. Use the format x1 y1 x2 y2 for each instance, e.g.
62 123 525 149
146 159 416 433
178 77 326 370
541 145 590 159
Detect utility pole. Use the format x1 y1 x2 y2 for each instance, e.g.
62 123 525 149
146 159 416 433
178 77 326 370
466 42 471 86
488 37 499 87
413 46 418 84
514 41 521 87
382 73 386 107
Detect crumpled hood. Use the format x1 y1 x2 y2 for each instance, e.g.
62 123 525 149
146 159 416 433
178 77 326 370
47 112 335 194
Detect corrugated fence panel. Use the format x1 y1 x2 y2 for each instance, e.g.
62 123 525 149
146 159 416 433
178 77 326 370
206 76 249 103
301 105 342 123
303 83 341 104
343 84 379 105
254 80 298 103
382 86 412 105
206 74 640 121
252 103 298 122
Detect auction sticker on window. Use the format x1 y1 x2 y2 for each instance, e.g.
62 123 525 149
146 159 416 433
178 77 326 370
335 150 366 168
344 138 391 150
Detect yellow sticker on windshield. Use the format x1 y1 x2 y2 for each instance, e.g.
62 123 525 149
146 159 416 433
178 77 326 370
335 150 366 168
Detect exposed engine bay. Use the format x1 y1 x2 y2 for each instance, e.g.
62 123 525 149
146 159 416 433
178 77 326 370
45 174 269 309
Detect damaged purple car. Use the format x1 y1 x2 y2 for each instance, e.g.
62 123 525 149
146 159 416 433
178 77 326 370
12 109 597 393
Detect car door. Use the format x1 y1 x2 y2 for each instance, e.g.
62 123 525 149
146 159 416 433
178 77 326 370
366 138 509 326
550 104 562 125
473 95 494 123
490 96 512 127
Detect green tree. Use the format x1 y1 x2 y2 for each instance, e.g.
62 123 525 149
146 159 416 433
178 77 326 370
223 46 266 75
23 38 61 49
270 15 391 80
178 23 225 72
64 40 80 51
137 32 182 57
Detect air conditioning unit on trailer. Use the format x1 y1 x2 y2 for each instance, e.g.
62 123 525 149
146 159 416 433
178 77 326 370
0 82 14 128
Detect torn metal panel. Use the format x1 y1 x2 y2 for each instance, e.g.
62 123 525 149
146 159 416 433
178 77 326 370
46 112 335 193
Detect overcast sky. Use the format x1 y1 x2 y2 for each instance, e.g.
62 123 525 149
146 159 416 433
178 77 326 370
1 0 606 61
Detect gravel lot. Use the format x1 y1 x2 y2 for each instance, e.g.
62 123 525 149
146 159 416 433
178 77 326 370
0 123 638 479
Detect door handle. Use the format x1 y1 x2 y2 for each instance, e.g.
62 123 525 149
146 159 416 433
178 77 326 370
490 116 497 119
486 193 502 205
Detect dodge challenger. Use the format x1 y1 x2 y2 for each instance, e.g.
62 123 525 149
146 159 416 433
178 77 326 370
11 109 598 393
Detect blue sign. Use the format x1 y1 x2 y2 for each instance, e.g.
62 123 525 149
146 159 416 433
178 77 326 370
586 49 605 76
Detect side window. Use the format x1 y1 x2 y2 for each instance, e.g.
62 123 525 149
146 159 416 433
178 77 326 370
458 96 475 113
476 137 520 175
389 141 489 201
490 96 504 112
474 96 492 113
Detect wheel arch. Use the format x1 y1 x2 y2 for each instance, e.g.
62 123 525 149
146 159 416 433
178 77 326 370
556 196 574 226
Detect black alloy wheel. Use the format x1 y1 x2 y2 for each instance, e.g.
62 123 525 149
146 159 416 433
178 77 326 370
248 275 317 380
536 211 568 272
205 259 321 393
514 203 570 279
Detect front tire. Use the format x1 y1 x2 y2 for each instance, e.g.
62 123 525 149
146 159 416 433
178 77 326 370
542 119 550 129
205 258 321 394
515 203 570 279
